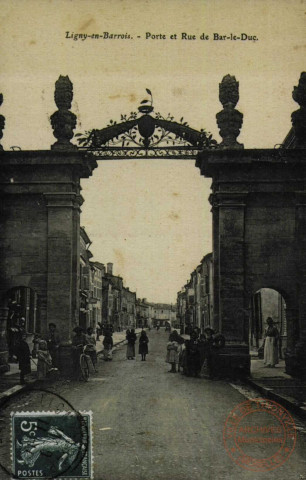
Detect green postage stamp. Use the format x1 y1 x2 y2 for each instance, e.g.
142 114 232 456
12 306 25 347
11 411 92 479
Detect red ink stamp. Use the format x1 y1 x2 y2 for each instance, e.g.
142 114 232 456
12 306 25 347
223 399 296 471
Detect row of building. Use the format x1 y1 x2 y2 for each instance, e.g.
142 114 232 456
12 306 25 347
78 227 177 332
176 253 287 356
176 253 214 335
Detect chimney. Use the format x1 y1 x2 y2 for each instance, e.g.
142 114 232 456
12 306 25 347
107 262 113 275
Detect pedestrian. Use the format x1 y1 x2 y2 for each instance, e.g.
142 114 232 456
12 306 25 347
96 322 102 341
103 330 113 361
139 330 149 361
14 317 27 354
18 332 31 384
7 317 19 362
72 326 87 379
168 330 184 372
45 323 60 368
37 339 52 380
193 327 201 339
166 334 179 373
264 317 279 367
186 331 201 377
126 328 137 359
203 326 219 379
85 327 98 371
198 333 208 373
32 333 41 359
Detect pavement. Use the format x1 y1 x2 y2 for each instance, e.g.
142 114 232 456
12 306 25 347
247 354 306 418
1 329 306 421
1 329 306 480
0 328 143 405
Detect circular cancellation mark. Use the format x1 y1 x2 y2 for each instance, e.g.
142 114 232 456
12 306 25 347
223 398 296 472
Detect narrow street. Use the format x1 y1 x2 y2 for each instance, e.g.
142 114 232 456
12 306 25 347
1 330 306 480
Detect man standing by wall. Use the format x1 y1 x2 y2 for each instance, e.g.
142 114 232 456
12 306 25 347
45 323 60 368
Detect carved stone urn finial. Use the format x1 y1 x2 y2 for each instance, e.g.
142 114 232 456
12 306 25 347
291 72 306 148
0 93 5 151
216 74 244 149
50 75 77 150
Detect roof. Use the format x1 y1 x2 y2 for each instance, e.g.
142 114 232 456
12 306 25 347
92 261 105 270
80 226 91 245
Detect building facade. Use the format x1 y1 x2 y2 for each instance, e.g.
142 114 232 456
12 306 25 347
177 253 214 334
89 262 104 331
79 227 93 330
152 304 176 328
122 287 136 329
136 299 149 328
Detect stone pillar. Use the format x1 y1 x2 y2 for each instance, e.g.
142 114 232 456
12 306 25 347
44 192 83 374
213 192 248 342
285 193 306 377
207 191 250 378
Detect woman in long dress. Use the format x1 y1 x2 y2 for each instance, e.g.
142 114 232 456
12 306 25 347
102 331 113 361
126 329 137 359
264 317 279 367
138 330 149 361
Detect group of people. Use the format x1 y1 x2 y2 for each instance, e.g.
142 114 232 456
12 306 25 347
13 313 281 385
16 322 60 384
126 329 149 361
166 327 225 378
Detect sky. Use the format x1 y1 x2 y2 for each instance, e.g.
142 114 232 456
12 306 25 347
0 0 305 303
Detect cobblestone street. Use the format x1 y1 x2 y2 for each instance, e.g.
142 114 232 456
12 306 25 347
0 330 306 480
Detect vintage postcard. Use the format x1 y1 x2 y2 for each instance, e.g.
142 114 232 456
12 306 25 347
0 0 306 479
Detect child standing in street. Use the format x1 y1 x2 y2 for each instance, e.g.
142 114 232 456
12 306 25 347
37 339 52 380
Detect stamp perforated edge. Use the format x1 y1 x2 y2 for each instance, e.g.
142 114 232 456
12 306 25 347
10 410 93 480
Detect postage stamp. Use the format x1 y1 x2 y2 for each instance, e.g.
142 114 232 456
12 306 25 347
223 398 296 472
11 411 92 479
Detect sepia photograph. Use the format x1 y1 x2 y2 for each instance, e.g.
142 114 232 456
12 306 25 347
0 0 306 478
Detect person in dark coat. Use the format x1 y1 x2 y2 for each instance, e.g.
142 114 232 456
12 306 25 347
138 331 149 361
102 331 113 361
45 323 60 368
126 328 137 359
186 331 201 377
203 326 217 379
198 333 208 370
18 332 31 384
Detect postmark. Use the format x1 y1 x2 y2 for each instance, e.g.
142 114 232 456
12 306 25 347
11 410 92 479
0 388 91 478
223 398 296 472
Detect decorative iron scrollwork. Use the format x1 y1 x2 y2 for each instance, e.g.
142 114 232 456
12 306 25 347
76 90 217 158
82 146 202 160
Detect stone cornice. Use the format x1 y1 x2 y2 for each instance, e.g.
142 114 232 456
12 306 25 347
196 148 306 177
0 150 97 179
